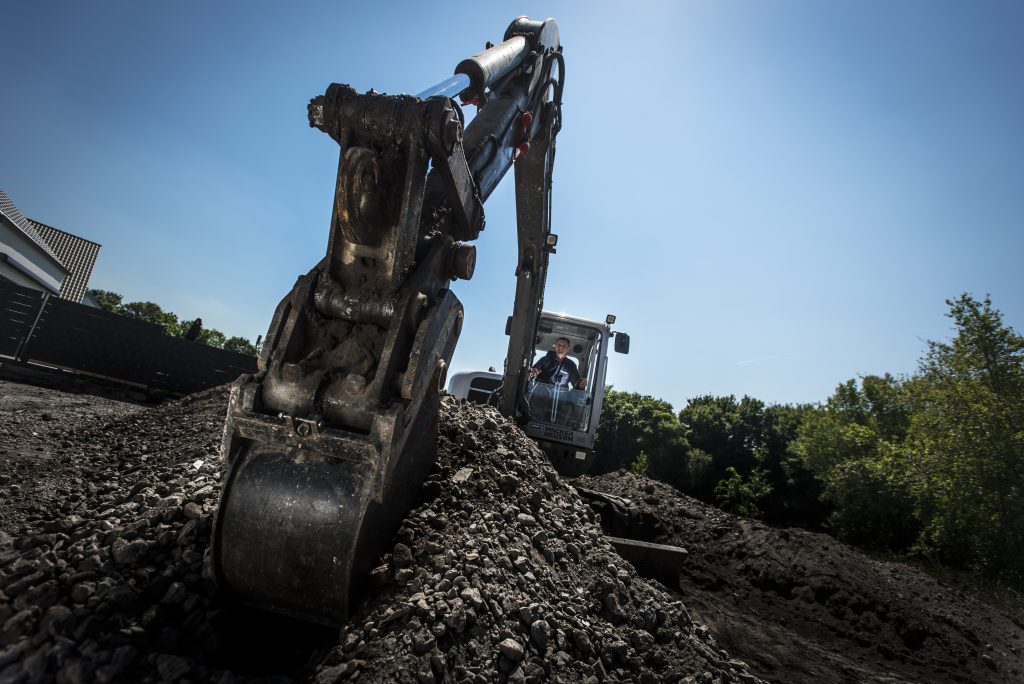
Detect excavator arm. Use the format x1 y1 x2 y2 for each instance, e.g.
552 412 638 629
211 17 563 625
497 67 562 420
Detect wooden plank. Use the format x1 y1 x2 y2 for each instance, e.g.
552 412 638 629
606 536 689 587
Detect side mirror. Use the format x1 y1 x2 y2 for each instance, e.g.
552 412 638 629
614 332 630 354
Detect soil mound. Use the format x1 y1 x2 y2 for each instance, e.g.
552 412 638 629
313 397 756 683
0 383 756 683
578 471 1024 683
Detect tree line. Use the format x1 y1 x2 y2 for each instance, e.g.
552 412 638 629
86 289 259 356
593 294 1024 586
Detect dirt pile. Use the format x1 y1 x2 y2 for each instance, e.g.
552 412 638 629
312 397 756 683
578 471 1024 684
0 382 757 683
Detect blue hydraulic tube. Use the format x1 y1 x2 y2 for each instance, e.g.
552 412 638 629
416 73 471 100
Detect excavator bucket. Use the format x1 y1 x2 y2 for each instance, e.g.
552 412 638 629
211 265 462 624
213 383 441 624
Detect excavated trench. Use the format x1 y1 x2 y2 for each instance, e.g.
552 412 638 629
1 376 1022 683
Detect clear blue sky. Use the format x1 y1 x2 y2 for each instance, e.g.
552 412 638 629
4 0 1022 410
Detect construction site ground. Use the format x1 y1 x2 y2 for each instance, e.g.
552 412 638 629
1 376 1022 683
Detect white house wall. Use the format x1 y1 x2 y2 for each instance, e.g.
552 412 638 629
0 218 66 294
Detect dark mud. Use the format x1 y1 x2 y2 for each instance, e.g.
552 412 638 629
577 471 1024 683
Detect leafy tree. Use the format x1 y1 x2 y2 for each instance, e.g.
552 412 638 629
224 336 258 355
87 289 123 313
594 389 686 483
197 328 228 349
758 403 828 529
679 395 767 477
681 448 716 499
715 466 771 518
790 375 918 549
678 395 781 502
120 301 181 335
631 451 649 477
900 294 1024 581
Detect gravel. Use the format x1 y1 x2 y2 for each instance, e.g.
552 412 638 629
0 382 757 683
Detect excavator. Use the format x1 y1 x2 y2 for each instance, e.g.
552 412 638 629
448 309 630 476
211 16 682 628
212 17 568 626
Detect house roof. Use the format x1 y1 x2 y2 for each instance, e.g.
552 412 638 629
0 186 66 268
28 218 102 304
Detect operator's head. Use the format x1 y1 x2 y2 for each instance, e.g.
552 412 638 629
554 336 570 359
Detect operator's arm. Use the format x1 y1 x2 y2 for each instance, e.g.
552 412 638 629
530 351 551 379
567 360 585 389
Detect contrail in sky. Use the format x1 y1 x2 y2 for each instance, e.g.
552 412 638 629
735 335 908 366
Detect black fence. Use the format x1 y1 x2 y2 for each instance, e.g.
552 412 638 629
0 279 257 394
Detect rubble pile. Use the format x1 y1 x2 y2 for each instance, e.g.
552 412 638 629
0 382 757 683
313 397 758 683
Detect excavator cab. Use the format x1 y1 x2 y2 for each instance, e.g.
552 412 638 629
524 312 621 475
448 311 629 476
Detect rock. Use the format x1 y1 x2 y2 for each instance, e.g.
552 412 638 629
105 586 137 610
56 658 88 684
156 653 191 681
460 587 484 610
572 628 594 655
444 602 467 633
393 544 414 568
177 520 199 547
3 607 39 641
182 502 203 520
499 638 525 661
70 583 95 604
413 629 435 654
160 581 187 605
5 570 44 597
530 619 551 650
8 380 1024 684
22 645 50 681
314 663 349 683
111 538 148 566
41 605 72 636
0 638 32 670
499 474 521 492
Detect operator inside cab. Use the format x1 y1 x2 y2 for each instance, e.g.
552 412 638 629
529 336 588 390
